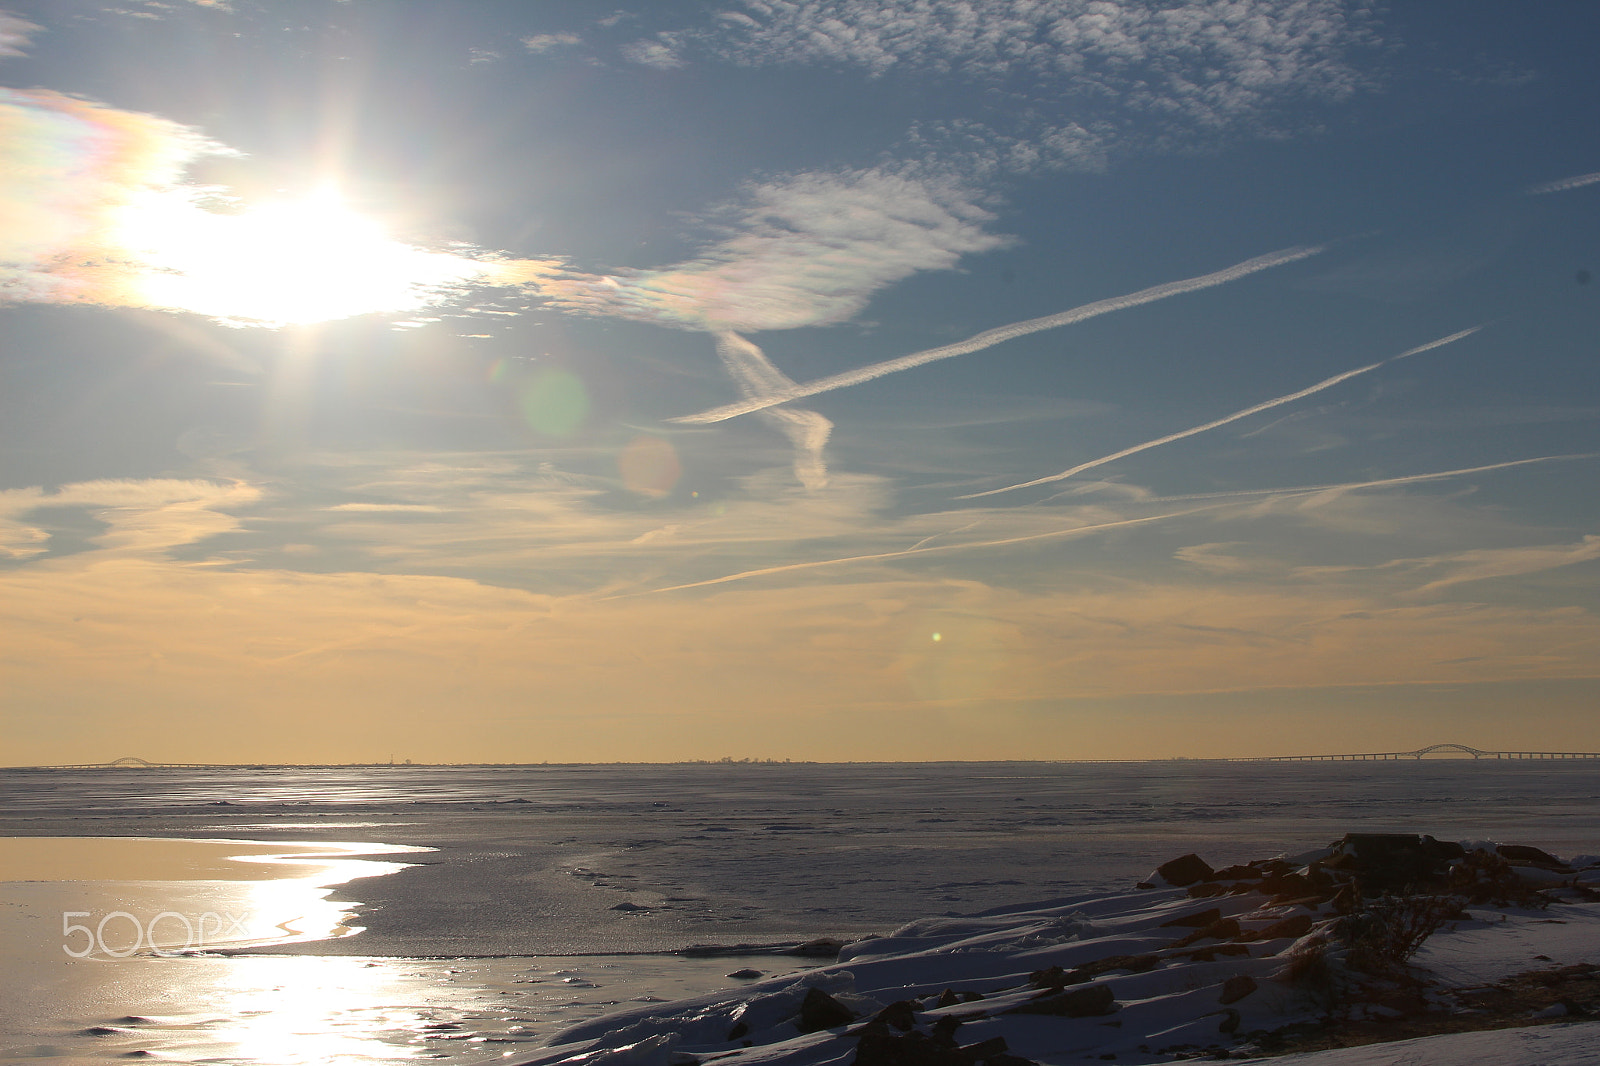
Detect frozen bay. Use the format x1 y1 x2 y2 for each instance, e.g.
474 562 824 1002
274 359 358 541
3 759 1599 1063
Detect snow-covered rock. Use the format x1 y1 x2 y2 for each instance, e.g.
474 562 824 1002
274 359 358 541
514 835 1600 1066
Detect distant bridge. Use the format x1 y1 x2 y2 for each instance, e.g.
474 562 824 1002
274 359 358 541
17 756 268 770
1251 743 1600 762
7 746 1600 770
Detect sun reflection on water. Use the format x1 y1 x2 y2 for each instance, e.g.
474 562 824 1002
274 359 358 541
1 837 760 1065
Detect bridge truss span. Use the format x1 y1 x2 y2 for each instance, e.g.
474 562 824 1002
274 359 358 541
1254 742 1600 762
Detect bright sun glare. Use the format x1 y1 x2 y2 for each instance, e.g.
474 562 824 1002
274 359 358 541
111 188 490 327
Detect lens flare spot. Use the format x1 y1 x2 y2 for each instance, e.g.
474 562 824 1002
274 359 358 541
902 612 1009 703
516 369 588 437
618 434 682 498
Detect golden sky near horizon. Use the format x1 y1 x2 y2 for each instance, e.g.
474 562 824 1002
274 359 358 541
2 2 1599 764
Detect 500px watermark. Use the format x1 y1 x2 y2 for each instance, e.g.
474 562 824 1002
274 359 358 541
62 910 251 957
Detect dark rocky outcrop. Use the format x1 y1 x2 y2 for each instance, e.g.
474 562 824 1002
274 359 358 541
1153 853 1214 887
874 1000 918 1032
797 988 857 1033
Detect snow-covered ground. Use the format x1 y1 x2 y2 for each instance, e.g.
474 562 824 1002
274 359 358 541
515 838 1600 1066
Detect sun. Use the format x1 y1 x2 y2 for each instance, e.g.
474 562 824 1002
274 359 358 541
109 187 491 327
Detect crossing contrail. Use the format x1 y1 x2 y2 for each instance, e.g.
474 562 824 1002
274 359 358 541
714 330 832 490
625 452 1593 597
958 326 1483 500
670 244 1324 425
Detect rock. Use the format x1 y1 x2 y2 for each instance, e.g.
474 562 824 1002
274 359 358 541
610 901 648 911
1059 954 1161 983
1154 854 1214 887
1327 833 1452 891
726 968 764 980
874 1000 918 1032
797 987 857 1033
1007 984 1116 1018
1498 844 1567 869
852 1027 958 1066
788 937 847 957
935 989 962 1008
930 1016 962 1046
1173 918 1240 947
959 1036 1011 1062
1218 975 1258 1005
1028 965 1071 989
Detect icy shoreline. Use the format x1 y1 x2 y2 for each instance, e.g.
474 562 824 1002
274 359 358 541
516 835 1600 1066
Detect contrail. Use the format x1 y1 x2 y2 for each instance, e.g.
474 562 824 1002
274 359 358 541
671 244 1324 425
1526 170 1600 195
1087 454 1595 506
624 453 1597 598
714 330 832 490
959 326 1483 500
636 507 1216 596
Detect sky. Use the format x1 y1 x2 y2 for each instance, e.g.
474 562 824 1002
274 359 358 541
1 0 1597 765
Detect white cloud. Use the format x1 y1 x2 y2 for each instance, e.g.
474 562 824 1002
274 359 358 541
682 0 1381 175
1411 536 1600 596
535 167 1010 331
708 1 1376 112
0 11 39 57
522 32 582 54
1174 542 1271 575
0 479 261 559
621 34 686 70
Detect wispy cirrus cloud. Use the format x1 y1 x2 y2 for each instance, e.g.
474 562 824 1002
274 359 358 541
0 479 261 560
535 167 1009 332
0 10 39 57
523 32 583 54
621 34 687 70
526 167 1007 486
1410 536 1600 595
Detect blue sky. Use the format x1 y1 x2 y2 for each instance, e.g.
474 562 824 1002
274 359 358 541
1 0 1597 764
